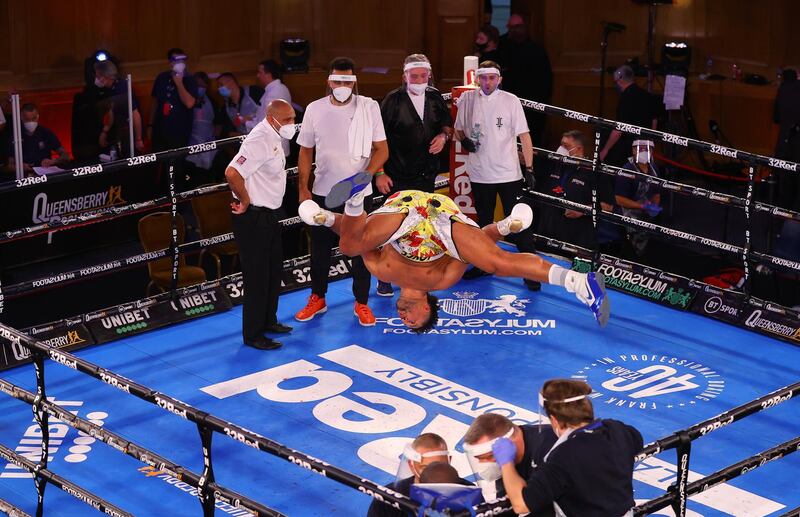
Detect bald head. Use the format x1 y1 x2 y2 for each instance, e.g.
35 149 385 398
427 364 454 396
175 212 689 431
267 98 294 118
266 98 295 127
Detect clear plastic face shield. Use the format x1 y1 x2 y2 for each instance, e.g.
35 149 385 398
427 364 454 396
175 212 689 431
632 139 655 165
462 427 513 501
538 391 589 435
403 61 433 96
476 67 501 96
327 73 357 104
395 443 451 484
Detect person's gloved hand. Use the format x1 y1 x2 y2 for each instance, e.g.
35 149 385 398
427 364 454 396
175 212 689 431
491 437 517 467
642 201 662 217
460 137 477 153
524 166 535 189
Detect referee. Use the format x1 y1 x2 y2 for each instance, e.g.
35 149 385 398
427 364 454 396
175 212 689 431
225 99 296 350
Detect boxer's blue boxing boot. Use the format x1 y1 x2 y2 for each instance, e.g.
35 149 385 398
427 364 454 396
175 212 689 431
550 267 610 327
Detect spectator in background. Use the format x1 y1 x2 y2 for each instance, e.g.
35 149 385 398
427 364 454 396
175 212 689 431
378 53 452 296
72 60 143 163
553 130 617 250
773 68 800 211
217 72 259 136
474 24 502 65
6 103 70 173
149 48 198 152
615 140 662 258
248 59 293 156
599 65 658 166
185 72 220 186
498 14 553 145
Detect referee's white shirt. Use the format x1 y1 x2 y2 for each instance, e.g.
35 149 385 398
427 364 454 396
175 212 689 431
229 119 287 209
455 88 529 184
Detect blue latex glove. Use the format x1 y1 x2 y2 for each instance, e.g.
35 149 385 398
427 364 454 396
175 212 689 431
642 201 662 217
491 437 517 466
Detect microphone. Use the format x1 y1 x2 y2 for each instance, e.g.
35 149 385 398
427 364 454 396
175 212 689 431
602 21 626 33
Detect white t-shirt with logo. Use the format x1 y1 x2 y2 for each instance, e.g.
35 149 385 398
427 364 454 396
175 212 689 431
454 89 529 184
297 95 386 196
228 119 287 209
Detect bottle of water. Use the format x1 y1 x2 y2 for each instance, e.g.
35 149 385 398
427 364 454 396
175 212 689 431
470 123 482 151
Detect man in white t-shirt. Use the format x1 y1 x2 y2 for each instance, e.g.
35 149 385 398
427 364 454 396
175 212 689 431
225 99 297 350
294 56 389 326
454 60 540 290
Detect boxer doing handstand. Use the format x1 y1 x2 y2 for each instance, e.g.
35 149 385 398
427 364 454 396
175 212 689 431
298 174 609 332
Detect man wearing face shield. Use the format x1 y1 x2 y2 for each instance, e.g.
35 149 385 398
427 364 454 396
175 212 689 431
366 433 471 517
492 380 642 517
376 54 453 297
614 139 663 257
295 57 388 327
462 413 557 513
454 61 540 291
224 99 297 351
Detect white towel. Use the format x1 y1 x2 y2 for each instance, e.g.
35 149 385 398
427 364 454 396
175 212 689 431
348 95 375 165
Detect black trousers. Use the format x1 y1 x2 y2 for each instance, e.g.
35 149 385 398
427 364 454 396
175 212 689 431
310 194 372 304
388 174 437 195
232 206 283 342
470 180 536 254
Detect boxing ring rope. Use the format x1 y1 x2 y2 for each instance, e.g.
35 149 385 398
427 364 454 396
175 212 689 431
0 497 29 517
0 324 429 517
0 94 798 515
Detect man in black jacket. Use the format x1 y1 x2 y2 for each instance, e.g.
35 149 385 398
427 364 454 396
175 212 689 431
377 53 453 296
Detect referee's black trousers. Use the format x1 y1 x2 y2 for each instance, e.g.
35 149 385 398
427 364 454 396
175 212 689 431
471 179 536 253
310 194 372 304
232 206 283 342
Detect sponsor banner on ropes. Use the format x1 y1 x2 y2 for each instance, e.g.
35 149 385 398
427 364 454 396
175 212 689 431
85 300 179 344
0 321 94 371
688 281 747 325
573 256 697 310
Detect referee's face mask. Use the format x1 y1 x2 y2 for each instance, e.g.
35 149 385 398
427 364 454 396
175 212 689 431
268 111 297 140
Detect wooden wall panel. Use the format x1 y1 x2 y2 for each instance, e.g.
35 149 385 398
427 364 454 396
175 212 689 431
0 0 12 72
425 0 484 89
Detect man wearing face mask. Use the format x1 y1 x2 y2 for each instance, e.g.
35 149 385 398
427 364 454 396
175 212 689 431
149 48 198 153
463 413 557 514
224 99 297 350
599 66 659 167
454 61 540 291
366 433 470 517
294 56 388 327
7 103 70 174
217 72 260 136
377 53 453 297
615 139 662 258
493 379 642 517
72 60 144 163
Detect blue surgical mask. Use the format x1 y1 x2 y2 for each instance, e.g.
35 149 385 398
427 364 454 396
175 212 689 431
197 87 207 98
218 86 231 98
